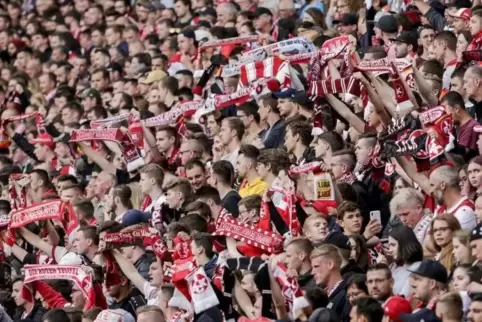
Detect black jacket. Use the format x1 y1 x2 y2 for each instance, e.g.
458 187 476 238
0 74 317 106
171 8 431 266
327 279 350 322
14 303 46 322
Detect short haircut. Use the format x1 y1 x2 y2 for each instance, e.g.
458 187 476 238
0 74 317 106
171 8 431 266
317 131 344 152
257 148 292 176
57 174 78 185
211 160 235 186
303 213 328 231
310 244 342 268
97 220 124 234
336 201 360 220
185 159 205 172
287 237 314 255
451 67 466 79
77 225 99 246
441 91 466 110
437 292 463 321
367 263 392 279
434 31 457 52
430 165 460 190
346 273 369 294
354 297 384 322
357 132 377 149
363 46 387 59
286 120 313 146
258 93 280 114
63 307 82 322
81 307 103 320
42 308 69 322
31 169 51 189
73 199 95 219
136 305 164 316
238 195 261 212
160 76 178 94
421 59 444 79
331 149 357 171
223 117 245 140
157 125 177 138
191 232 214 258
239 144 260 162
179 212 209 233
238 101 260 123
389 187 424 216
164 178 193 199
112 185 133 208
196 186 222 205
139 164 165 188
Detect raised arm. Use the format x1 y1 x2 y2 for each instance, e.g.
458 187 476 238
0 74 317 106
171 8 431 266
111 249 148 293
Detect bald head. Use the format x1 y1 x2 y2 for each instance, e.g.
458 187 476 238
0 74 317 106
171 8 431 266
429 165 460 190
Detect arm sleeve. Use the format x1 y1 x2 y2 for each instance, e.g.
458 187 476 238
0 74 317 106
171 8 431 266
295 202 308 227
12 133 38 162
32 281 69 308
267 202 288 235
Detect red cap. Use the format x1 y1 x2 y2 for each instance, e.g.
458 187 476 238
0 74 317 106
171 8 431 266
453 8 471 20
383 296 412 322
28 133 55 149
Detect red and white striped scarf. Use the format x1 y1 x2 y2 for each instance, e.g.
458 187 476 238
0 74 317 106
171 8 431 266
272 263 309 319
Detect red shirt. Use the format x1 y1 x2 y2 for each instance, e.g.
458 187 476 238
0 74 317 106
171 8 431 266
457 118 480 151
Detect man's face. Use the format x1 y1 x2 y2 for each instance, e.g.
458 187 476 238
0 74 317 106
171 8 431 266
284 128 297 153
340 210 362 234
354 138 372 166
73 231 90 255
338 24 355 36
304 217 329 243
61 188 79 203
471 239 482 261
34 144 49 161
420 28 435 48
205 114 220 137
254 14 271 31
12 280 25 306
219 120 233 145
166 188 182 209
55 142 71 159
277 98 296 118
284 244 303 272
155 130 174 153
453 17 468 33
395 203 422 228
311 256 331 285
394 41 409 58
139 172 154 194
330 155 346 180
468 301 482 322
186 165 206 191
174 1 188 17
39 74 52 94
464 69 480 99
14 52 28 71
470 15 482 36
432 39 445 61
409 274 432 302
366 269 392 301
236 153 251 178
177 34 192 53
429 173 445 205
91 72 106 91
451 76 465 96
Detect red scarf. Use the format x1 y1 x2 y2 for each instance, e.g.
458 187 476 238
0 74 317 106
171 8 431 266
468 31 482 51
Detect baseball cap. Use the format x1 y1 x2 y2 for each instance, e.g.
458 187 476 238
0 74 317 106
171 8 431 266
141 70 167 85
471 223 482 241
384 296 412 322
272 88 310 105
80 88 101 101
199 7 217 18
399 308 441 322
389 31 418 47
122 210 151 227
452 8 471 20
407 260 448 284
375 15 398 33
28 133 55 149
368 11 390 24
253 7 273 18
333 13 358 25
323 231 351 250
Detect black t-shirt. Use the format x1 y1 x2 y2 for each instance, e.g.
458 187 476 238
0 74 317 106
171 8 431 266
222 190 241 218
109 287 146 318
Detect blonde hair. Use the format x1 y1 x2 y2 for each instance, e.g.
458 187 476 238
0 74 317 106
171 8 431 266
310 244 342 268
430 214 461 271
453 229 475 264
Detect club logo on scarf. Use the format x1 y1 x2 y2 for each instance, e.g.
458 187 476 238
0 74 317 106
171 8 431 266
190 272 209 294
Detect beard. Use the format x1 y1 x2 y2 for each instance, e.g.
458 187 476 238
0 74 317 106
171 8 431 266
433 189 444 205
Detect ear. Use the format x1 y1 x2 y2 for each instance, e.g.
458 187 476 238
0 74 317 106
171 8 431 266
299 251 306 261
338 219 345 228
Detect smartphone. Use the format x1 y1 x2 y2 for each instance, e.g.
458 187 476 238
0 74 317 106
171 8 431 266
370 210 381 223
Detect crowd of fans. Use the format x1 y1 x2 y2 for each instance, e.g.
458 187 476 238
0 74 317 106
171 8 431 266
2 0 482 321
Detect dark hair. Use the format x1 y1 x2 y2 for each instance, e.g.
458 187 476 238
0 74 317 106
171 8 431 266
350 235 370 272
238 101 260 123
367 263 392 279
223 117 245 140
354 297 384 322
317 131 344 152
211 160 235 186
239 144 260 162
191 232 214 258
257 148 292 176
77 225 99 246
305 288 329 311
434 31 457 52
179 213 209 233
336 201 359 220
441 91 466 110
185 159 205 172
73 199 94 220
81 307 103 320
196 186 222 205
112 185 133 209
421 59 444 78
389 225 423 265
42 308 69 322
287 120 313 146
346 273 369 294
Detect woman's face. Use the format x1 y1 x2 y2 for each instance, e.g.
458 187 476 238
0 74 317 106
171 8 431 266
347 284 368 306
453 237 470 264
387 236 399 261
432 219 454 248
239 25 252 37
459 168 468 190
393 178 407 195
336 0 351 13
349 238 359 261
468 162 482 189
451 267 470 292
456 33 469 56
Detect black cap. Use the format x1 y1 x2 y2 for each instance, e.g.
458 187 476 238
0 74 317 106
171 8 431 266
323 231 351 250
333 13 358 25
272 88 309 106
376 15 398 33
407 260 448 284
181 29 196 41
199 7 217 18
253 7 273 18
389 31 418 47
400 309 441 322
471 223 482 241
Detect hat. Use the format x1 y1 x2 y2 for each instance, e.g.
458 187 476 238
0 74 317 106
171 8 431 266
121 210 151 227
452 8 471 20
399 308 441 322
389 31 418 47
141 70 167 85
80 88 101 101
28 133 55 149
272 88 309 105
333 13 358 25
253 7 273 18
323 231 350 250
471 223 482 241
106 62 123 73
368 11 390 24
199 7 217 17
375 15 398 33
407 260 448 284
384 296 412 322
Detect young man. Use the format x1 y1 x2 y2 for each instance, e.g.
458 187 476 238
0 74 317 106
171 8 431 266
350 297 384 322
185 159 207 191
165 178 194 214
73 199 97 225
238 195 262 225
284 238 316 289
435 292 464 322
190 232 217 278
302 214 329 246
311 131 344 167
374 15 398 58
408 259 448 309
433 31 458 94
366 264 394 303
284 120 314 165
237 101 264 146
390 31 419 60
311 244 349 320
155 126 179 164
430 165 476 229
236 145 266 198
451 8 471 34
258 93 285 149
208 160 240 217
219 117 244 167
139 164 165 213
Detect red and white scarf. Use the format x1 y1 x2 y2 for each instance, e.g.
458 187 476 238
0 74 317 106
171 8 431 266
102 227 160 249
142 100 204 128
186 266 220 313
272 263 309 319
8 173 29 212
468 31 482 51
70 128 145 172
241 37 316 63
200 35 259 49
337 172 357 185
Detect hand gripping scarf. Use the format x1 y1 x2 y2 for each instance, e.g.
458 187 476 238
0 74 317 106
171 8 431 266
0 112 47 149
142 100 204 128
272 263 309 319
200 35 259 49
289 162 336 200
241 37 316 64
214 210 284 255
70 128 145 172
268 185 301 238
186 266 220 314
239 56 300 90
8 173 29 212
102 227 160 250
90 114 144 152
23 264 98 309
